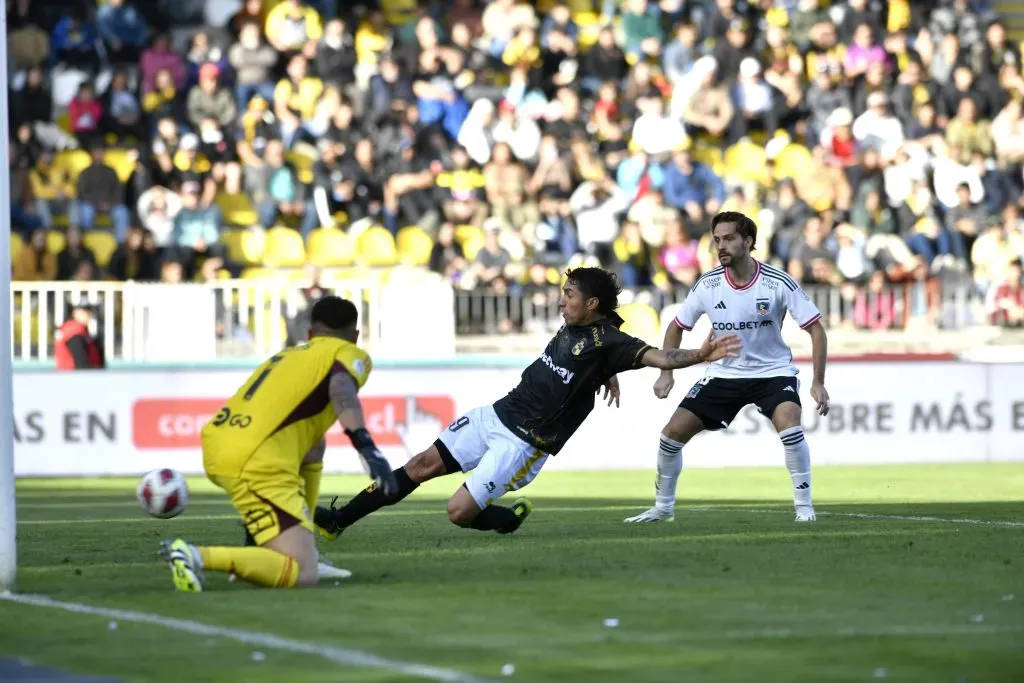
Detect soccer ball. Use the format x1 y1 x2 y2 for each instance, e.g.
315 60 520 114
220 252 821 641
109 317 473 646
136 468 189 519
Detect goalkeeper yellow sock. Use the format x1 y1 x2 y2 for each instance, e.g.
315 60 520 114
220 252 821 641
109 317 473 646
300 460 324 513
198 546 299 588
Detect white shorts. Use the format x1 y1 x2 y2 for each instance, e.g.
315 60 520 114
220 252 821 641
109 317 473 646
435 405 549 509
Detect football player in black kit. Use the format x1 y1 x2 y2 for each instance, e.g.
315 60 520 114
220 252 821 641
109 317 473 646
314 268 741 537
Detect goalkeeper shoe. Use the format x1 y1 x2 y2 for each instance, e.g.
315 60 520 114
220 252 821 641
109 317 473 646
624 507 675 523
795 505 816 522
161 538 205 593
498 498 533 535
317 558 353 581
313 497 345 541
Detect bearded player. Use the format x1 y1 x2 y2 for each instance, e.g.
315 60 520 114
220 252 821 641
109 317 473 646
161 296 397 591
314 267 742 539
624 212 830 525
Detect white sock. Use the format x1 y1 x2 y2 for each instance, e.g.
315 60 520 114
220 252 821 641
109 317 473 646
779 426 812 508
655 435 684 510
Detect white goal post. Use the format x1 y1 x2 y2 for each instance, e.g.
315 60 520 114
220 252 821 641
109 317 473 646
0 0 18 591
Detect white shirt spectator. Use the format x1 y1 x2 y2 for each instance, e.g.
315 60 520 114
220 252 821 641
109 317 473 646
493 115 541 162
631 111 687 156
853 93 905 160
931 155 985 209
569 180 629 249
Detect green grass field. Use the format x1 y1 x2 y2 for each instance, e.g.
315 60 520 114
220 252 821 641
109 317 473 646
2 464 1023 683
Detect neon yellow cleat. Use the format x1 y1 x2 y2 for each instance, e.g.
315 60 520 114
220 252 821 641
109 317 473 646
161 538 205 593
500 497 533 534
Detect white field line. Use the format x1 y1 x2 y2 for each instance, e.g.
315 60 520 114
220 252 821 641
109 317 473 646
1 592 1018 657
0 592 494 683
18 504 1024 527
687 507 1024 528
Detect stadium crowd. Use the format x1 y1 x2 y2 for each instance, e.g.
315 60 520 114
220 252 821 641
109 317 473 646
6 0 1024 329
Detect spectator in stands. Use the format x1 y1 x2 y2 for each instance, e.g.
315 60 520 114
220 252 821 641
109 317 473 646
658 213 700 288
169 181 226 277
569 171 629 265
274 54 324 147
187 64 237 131
54 302 104 371
989 259 1024 327
972 209 1024 292
102 70 141 143
230 0 267 38
366 56 414 122
853 92 905 161
661 147 725 236
67 83 103 146
484 141 537 231
141 33 186 96
229 21 279 109
75 147 130 240
614 218 655 287
429 222 467 284
582 27 628 95
789 215 840 285
852 269 900 330
265 0 323 55
50 10 102 70
473 221 514 292
56 227 97 281
492 100 541 162
663 22 699 86
318 18 357 101
248 138 316 235
29 151 72 230
946 97 994 163
13 228 57 281
137 185 181 248
96 0 151 64
198 116 243 195
109 225 160 281
184 31 228 91
991 98 1024 164
767 178 814 263
311 139 352 229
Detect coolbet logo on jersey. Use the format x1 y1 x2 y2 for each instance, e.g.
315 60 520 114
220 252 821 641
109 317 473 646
713 320 774 330
540 353 575 384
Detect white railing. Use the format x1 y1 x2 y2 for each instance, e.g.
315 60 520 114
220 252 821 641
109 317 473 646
11 276 456 364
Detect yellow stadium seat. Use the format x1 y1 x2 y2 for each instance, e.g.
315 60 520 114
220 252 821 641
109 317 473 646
617 302 661 345
307 227 354 267
220 229 246 265
355 226 397 267
240 267 278 280
455 224 483 246
83 231 117 268
103 149 136 183
55 150 92 183
723 141 769 186
215 192 259 227
47 230 67 254
690 144 726 176
10 233 23 263
262 226 306 268
396 226 433 266
461 236 485 261
772 143 813 182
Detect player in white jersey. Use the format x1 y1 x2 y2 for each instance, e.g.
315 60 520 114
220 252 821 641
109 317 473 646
624 211 831 524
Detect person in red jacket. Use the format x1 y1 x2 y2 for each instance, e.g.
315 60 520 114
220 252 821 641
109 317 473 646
54 302 105 370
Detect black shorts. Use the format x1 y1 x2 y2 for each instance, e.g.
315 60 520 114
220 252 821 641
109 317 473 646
679 376 801 431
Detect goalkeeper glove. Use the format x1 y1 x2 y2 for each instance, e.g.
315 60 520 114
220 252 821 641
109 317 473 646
345 427 397 497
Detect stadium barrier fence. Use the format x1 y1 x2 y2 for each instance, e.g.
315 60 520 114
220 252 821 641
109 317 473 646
11 278 456 363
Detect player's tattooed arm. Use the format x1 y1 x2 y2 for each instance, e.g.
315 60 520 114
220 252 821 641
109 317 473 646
329 369 398 496
641 331 742 369
329 370 369 432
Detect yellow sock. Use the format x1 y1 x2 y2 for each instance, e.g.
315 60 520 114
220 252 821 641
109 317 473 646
198 546 299 588
300 460 324 513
